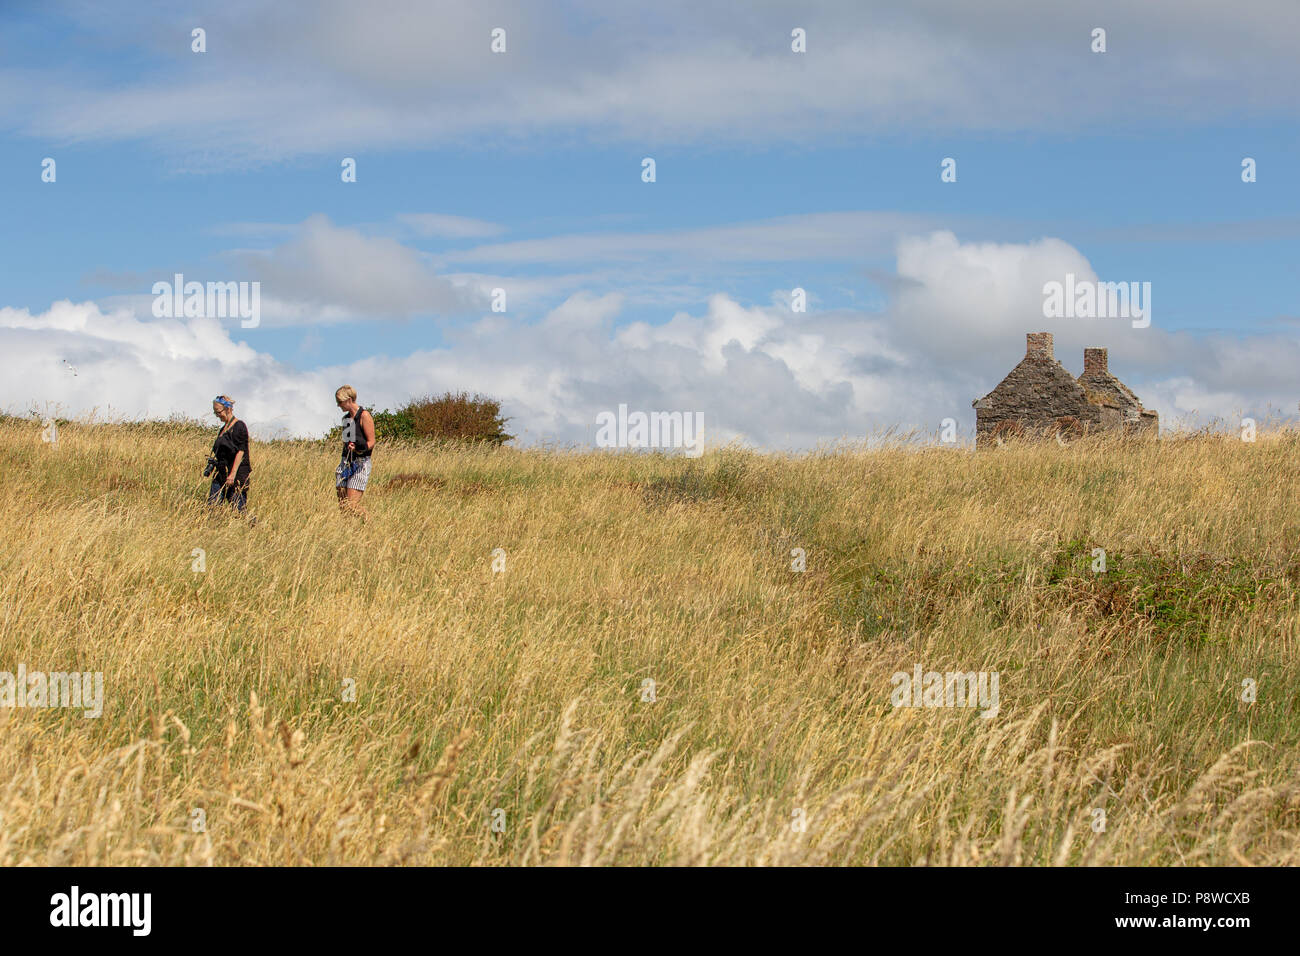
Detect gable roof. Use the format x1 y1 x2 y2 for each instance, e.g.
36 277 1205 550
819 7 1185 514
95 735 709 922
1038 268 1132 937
973 332 1093 410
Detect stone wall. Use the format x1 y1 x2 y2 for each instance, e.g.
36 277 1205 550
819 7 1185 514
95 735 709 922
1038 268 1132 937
1076 347 1159 435
973 333 1109 445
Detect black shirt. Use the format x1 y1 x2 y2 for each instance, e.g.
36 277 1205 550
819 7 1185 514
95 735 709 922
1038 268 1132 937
212 419 251 484
342 407 373 458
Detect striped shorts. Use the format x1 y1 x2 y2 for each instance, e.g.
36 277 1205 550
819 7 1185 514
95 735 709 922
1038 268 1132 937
336 455 372 491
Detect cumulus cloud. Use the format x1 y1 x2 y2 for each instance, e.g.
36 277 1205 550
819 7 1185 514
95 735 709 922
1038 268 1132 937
891 231 1100 362
5 233 1297 449
0 300 322 439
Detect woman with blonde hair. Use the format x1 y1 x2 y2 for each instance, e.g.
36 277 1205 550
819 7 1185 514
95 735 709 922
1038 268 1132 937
208 395 251 513
334 385 375 515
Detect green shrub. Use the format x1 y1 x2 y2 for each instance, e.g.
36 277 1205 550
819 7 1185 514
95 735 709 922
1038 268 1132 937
325 393 512 446
369 408 419 442
406 392 513 445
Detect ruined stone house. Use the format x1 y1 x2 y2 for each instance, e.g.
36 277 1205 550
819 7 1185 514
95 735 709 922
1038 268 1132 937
972 332 1158 445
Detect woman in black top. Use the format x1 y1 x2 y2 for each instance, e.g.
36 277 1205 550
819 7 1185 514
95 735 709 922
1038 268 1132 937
334 384 375 517
208 395 251 513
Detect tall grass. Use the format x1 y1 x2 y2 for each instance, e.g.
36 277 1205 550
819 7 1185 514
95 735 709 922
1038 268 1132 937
1 419 1297 865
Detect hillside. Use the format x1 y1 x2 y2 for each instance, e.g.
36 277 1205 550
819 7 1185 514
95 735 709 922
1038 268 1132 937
2 419 1298 865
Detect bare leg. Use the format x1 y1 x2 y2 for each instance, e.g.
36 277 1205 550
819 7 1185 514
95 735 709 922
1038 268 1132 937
344 488 367 520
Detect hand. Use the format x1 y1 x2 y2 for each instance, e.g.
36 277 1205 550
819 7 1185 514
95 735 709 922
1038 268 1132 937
224 475 235 488
347 441 356 451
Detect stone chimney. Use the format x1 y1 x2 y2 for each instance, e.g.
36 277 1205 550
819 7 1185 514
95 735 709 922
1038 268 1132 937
1083 348 1108 376
1026 332 1053 360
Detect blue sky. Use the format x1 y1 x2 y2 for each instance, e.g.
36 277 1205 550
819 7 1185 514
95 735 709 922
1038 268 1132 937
2 0 1298 445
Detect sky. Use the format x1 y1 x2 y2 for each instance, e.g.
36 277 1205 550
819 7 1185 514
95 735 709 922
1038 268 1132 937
2 0 1298 447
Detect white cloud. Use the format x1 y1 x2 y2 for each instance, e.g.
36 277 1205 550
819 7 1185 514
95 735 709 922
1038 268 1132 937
395 214 506 239
442 212 942 266
9 0 1300 165
166 211 954 324
890 231 1100 362
232 215 483 324
0 300 322 439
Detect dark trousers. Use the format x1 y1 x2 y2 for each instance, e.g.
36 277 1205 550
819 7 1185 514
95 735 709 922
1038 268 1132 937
208 479 249 513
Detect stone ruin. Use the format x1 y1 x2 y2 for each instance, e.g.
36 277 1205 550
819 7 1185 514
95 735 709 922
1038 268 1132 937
972 332 1158 446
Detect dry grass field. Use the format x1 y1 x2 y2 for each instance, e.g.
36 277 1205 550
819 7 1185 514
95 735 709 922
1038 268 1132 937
2 417 1298 865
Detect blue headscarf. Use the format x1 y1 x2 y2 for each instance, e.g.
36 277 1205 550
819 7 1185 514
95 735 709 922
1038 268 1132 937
214 396 233 409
